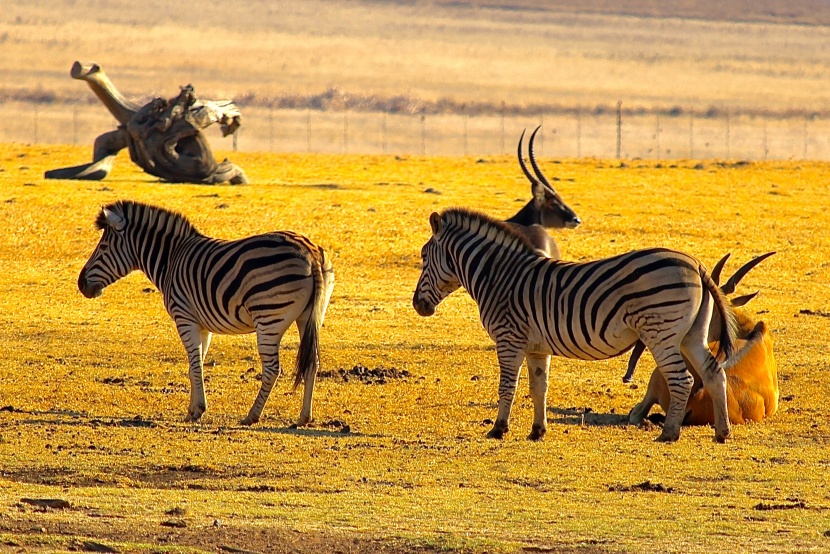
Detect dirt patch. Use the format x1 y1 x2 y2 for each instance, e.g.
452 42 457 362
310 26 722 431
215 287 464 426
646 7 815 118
0 517 459 554
754 500 808 510
608 481 675 493
318 364 412 384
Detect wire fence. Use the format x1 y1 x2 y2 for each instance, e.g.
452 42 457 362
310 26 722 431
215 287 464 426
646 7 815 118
2 100 830 160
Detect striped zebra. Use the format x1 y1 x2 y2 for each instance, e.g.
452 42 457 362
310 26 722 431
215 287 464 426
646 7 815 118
412 208 737 443
78 200 334 427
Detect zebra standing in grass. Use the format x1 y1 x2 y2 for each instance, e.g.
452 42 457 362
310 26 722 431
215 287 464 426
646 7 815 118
412 208 737 443
78 200 334 427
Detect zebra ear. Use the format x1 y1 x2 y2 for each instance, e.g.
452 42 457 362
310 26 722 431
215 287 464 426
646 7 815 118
429 212 444 239
102 207 127 232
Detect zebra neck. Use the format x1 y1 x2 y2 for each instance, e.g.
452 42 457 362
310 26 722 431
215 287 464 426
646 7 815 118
455 239 536 304
133 226 201 291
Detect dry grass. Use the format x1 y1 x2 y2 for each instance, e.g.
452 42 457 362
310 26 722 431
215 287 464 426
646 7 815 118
2 0 830 112
1 143 829 552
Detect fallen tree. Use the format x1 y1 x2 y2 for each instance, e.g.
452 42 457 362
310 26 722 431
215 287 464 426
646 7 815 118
45 61 248 185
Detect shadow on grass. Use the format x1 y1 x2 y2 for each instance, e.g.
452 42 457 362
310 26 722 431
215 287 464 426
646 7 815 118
7 409 383 438
547 407 629 427
248 425 385 439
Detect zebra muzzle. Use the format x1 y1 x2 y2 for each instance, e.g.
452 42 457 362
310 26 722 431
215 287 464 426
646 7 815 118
412 296 436 317
78 271 103 299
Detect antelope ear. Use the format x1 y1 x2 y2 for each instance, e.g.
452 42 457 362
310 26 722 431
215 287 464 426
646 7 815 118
531 180 548 205
103 207 126 231
731 291 760 307
429 212 444 238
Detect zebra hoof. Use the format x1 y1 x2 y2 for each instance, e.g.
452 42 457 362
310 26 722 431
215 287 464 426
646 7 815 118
185 406 205 422
714 430 731 444
527 425 546 441
240 415 259 426
655 430 680 443
486 420 508 439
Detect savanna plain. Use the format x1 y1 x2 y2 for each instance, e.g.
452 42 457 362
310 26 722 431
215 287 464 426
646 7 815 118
0 144 829 553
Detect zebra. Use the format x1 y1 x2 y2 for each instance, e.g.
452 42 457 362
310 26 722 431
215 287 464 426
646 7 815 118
412 208 737 443
78 200 334 427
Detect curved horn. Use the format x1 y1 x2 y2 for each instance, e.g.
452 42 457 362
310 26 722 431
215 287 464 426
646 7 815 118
528 126 555 192
722 251 776 295
710 253 731 286
517 128 538 185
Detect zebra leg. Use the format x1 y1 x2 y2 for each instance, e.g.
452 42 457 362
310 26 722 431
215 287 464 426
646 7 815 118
525 353 550 441
241 327 285 426
177 323 209 422
487 342 524 439
651 346 693 442
683 342 731 443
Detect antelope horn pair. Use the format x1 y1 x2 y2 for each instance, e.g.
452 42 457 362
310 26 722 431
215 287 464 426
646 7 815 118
517 126 556 193
711 251 777 304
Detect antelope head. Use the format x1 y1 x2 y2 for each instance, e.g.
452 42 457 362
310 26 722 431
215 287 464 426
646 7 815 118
515 126 581 230
623 251 776 383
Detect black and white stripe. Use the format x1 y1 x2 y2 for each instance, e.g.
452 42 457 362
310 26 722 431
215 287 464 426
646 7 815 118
78 200 334 426
413 208 736 443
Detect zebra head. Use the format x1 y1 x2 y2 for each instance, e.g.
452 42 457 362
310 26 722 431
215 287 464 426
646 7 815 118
78 204 138 299
412 212 461 317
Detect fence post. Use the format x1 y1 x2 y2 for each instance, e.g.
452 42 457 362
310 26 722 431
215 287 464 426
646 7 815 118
763 121 768 160
500 101 505 155
233 128 238 151
462 106 468 156
725 108 731 159
802 119 808 160
616 101 622 159
269 106 274 152
382 112 387 154
689 106 694 159
33 104 39 144
306 110 311 153
420 111 426 156
656 109 661 160
343 110 349 154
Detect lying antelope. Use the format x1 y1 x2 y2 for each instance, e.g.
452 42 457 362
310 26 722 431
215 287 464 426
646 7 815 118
628 252 778 426
504 126 580 259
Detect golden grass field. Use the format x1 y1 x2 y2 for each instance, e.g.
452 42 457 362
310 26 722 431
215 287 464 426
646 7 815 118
3 0 830 159
1 143 830 552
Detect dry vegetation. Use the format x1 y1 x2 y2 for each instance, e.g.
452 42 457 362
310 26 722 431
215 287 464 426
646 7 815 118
1 143 829 553
2 0 830 113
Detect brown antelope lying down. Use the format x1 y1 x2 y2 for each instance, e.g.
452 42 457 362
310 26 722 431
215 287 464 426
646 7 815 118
628 252 778 426
505 126 580 259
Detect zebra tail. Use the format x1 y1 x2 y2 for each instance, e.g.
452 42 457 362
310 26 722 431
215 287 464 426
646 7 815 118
293 257 325 390
700 265 737 361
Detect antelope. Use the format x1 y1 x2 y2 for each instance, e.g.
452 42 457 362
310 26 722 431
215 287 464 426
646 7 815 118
628 252 778 426
504 127 581 259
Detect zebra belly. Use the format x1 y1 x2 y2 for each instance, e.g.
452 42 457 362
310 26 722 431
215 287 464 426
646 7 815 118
525 321 639 361
167 241 315 336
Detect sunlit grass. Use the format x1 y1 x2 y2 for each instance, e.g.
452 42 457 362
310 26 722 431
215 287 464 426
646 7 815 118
1 143 829 552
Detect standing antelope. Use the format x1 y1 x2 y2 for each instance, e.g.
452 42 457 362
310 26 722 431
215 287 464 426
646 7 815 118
412 208 738 443
505 126 581 259
78 200 335 426
628 252 778 426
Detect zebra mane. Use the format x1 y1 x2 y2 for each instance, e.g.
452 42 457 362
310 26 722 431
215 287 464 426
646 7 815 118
96 200 202 237
439 208 538 255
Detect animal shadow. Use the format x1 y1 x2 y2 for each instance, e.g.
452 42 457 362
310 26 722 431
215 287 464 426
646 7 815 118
547 407 628 427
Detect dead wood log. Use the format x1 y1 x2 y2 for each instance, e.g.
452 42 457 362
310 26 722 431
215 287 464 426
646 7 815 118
45 61 248 185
